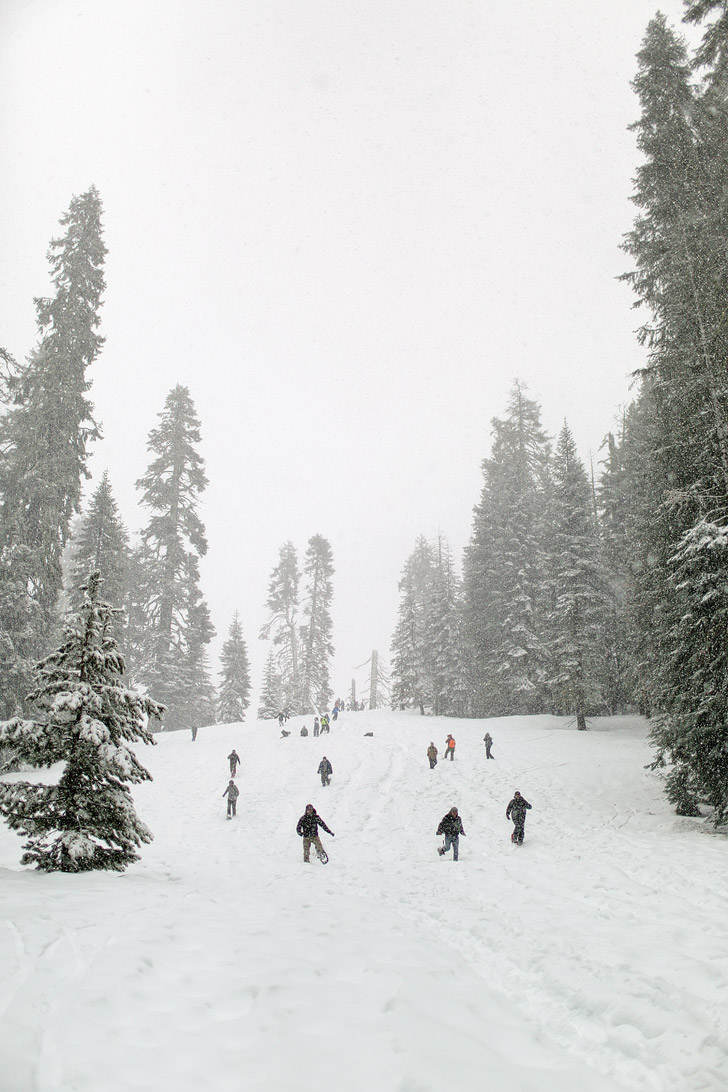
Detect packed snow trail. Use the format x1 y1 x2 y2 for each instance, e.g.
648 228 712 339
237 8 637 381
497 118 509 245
1 711 727 1092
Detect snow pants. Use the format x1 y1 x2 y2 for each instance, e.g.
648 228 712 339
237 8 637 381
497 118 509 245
485 746 494 759
447 747 455 760
303 835 325 862
428 757 437 769
227 799 237 818
511 819 525 844
443 833 459 860
320 772 330 786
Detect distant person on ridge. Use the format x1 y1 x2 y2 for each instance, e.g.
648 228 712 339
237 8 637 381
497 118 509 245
296 803 334 863
222 779 239 819
506 791 532 845
278 712 285 728
318 756 333 786
427 741 438 769
436 806 466 860
483 732 494 759
445 734 456 760
228 749 241 776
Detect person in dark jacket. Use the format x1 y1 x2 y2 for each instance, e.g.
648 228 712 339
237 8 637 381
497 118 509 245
228 749 241 776
296 803 334 862
426 742 438 769
506 791 532 844
318 756 333 786
222 780 239 818
313 717 320 737
436 807 466 860
483 732 494 759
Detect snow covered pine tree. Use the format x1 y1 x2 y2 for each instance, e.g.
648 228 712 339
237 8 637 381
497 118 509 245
0 571 163 871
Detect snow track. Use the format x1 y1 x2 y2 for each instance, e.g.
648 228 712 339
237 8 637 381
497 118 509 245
1 711 726 1091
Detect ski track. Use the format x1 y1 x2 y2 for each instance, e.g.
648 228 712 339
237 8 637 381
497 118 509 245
0 711 727 1091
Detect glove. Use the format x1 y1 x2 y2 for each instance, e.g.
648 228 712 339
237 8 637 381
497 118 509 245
331 832 335 837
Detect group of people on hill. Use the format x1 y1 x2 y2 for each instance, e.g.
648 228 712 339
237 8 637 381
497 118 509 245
220 724 532 851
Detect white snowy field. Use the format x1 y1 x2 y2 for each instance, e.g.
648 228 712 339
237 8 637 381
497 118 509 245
1 711 727 1092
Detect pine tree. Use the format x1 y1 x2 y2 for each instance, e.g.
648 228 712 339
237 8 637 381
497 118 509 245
429 538 466 717
260 542 301 713
461 382 550 716
258 650 283 719
218 612 252 724
391 536 436 715
0 571 162 871
133 386 215 730
299 535 335 713
68 472 129 646
544 423 611 729
0 188 106 713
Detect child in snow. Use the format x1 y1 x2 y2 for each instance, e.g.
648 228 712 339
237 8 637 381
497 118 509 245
506 791 532 844
427 742 438 768
296 804 334 862
445 734 456 760
483 732 494 759
318 756 333 786
228 749 241 776
222 780 239 819
436 807 466 860
313 717 320 737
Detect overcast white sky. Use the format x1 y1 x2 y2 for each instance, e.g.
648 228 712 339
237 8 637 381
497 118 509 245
0 0 693 702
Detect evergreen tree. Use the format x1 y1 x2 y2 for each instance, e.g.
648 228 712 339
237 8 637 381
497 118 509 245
68 471 129 646
133 386 215 730
391 536 437 715
218 612 252 723
544 423 611 729
258 650 283 719
461 382 550 716
260 542 301 713
0 571 162 871
429 537 466 716
0 188 106 713
299 535 335 713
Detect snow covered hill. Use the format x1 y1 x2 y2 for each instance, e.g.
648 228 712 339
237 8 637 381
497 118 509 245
1 710 726 1092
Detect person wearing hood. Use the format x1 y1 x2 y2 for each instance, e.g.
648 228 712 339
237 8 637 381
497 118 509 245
227 749 241 776
426 742 438 769
506 791 532 844
436 806 466 860
318 756 333 786
483 732 494 759
222 780 239 819
296 803 334 862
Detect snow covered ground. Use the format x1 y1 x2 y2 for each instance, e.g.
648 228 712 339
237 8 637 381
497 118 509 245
1 710 726 1092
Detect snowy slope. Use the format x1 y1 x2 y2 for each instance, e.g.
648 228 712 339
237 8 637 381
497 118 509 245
1 711 726 1092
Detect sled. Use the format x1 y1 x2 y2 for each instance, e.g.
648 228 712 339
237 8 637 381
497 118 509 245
438 843 447 856
317 849 329 864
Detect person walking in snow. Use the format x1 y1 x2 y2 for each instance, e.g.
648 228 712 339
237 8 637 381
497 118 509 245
321 713 331 734
318 756 333 786
445 734 456 760
278 711 285 728
483 732 494 759
427 741 438 769
296 803 334 862
436 807 466 860
228 749 241 776
222 780 239 819
506 791 532 845
313 717 320 737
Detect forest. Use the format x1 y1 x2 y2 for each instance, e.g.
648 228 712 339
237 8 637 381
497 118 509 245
1 1 728 833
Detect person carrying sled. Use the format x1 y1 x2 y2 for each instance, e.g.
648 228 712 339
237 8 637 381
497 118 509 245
228 749 241 776
483 732 494 760
222 780 239 819
296 803 334 862
445 733 456 760
506 791 532 844
436 806 466 860
427 741 438 769
318 756 333 786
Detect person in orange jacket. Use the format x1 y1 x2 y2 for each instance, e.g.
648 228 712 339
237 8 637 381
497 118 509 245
445 734 456 760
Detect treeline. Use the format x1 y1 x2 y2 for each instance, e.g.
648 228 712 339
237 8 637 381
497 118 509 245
392 4 728 824
0 186 338 733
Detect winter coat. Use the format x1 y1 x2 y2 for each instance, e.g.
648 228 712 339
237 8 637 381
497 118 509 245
317 758 333 776
222 783 240 801
436 812 465 837
445 736 456 750
426 744 438 760
506 796 531 821
228 751 240 764
297 809 334 838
